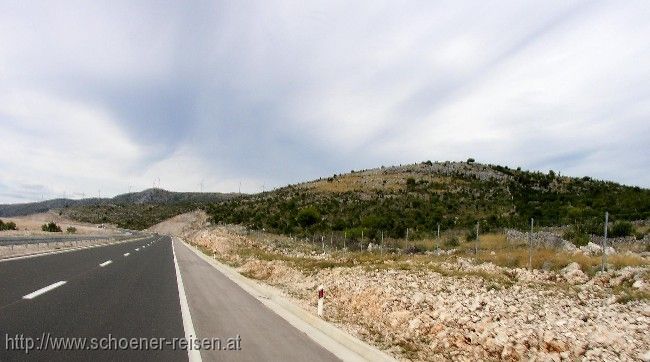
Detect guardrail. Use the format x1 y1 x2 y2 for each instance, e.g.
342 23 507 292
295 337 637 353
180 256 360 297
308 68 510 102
0 234 144 247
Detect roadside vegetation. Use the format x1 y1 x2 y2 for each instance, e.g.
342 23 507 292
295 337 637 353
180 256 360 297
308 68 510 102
41 221 62 232
0 219 17 231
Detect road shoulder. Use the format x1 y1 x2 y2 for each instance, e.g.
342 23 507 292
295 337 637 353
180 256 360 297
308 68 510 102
175 237 396 362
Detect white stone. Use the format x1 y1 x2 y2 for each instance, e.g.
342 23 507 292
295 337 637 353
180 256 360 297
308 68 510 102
639 350 650 362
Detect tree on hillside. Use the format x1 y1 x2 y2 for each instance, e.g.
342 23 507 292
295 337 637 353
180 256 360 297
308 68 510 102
296 207 320 228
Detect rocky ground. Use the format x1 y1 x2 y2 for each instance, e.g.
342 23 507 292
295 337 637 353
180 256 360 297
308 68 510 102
151 212 650 361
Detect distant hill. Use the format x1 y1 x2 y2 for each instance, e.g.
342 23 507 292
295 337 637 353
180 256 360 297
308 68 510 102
0 189 239 230
0 198 103 217
206 161 650 240
111 188 237 205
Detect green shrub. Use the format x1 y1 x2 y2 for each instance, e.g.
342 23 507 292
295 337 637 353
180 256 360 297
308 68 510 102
296 207 320 228
445 236 459 247
466 228 477 241
42 222 62 232
406 177 416 191
610 221 634 238
66 226 77 234
0 219 17 231
563 227 590 246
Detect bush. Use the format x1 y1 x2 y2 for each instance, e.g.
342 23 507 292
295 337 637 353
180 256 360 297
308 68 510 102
66 226 77 234
563 227 590 246
0 219 17 231
610 221 634 238
445 236 459 247
406 177 416 189
42 222 62 232
467 158 475 164
465 228 477 241
296 207 320 228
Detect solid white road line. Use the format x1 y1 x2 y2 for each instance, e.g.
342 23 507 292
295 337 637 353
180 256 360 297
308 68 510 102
172 238 202 362
23 281 67 300
99 260 112 267
124 253 130 257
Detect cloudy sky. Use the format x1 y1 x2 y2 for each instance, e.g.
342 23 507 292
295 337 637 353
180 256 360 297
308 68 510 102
1 0 649 203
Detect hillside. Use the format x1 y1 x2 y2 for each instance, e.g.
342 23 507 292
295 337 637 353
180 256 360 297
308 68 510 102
0 198 104 218
207 161 650 239
0 189 238 230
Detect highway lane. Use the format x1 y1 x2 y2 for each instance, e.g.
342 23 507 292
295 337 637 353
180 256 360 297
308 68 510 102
0 236 185 361
0 236 158 306
173 239 339 362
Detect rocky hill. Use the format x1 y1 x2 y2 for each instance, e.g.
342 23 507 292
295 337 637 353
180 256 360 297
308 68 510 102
207 161 650 239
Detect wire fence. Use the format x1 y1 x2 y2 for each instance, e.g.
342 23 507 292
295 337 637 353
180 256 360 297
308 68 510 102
241 211 648 272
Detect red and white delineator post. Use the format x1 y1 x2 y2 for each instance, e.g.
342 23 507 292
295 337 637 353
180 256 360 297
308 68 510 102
317 285 324 317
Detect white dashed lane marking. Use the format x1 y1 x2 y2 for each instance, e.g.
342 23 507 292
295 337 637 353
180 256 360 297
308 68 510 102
99 260 112 267
23 281 67 300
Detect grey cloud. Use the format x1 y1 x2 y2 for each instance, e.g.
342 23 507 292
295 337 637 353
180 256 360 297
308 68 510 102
0 0 648 203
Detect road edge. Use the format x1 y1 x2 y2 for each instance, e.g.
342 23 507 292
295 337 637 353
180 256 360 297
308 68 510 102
174 237 397 362
172 239 202 362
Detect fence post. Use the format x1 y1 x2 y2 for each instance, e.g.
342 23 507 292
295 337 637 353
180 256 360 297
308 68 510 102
475 222 479 254
528 218 534 270
361 230 364 251
437 223 440 255
406 228 409 250
602 212 608 272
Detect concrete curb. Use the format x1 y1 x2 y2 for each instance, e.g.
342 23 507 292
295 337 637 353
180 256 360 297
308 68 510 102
177 238 397 362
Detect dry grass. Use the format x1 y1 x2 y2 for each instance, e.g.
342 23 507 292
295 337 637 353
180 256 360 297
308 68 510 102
303 173 404 193
239 230 649 274
474 246 649 273
301 171 465 194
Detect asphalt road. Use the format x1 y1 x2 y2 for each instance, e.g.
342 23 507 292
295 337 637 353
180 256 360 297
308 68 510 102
0 236 185 361
0 235 341 361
